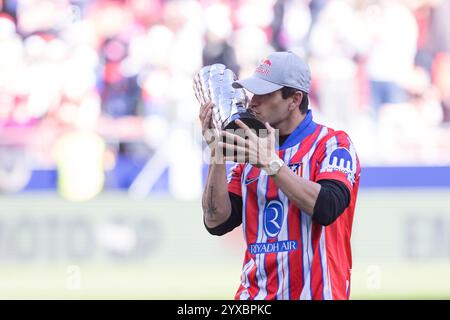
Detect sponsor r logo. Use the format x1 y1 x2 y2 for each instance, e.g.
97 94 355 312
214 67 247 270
263 200 283 238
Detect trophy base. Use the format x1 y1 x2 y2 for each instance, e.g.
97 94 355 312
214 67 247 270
223 111 267 137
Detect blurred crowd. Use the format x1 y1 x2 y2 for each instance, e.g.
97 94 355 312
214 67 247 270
0 0 450 198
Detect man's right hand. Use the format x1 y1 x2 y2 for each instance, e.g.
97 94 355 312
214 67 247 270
199 102 219 150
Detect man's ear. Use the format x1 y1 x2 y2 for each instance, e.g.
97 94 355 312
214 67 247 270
289 91 303 111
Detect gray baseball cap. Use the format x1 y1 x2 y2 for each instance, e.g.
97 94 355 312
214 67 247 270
232 51 311 95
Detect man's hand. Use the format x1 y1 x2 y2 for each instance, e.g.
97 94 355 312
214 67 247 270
199 102 216 144
199 102 222 161
219 119 279 169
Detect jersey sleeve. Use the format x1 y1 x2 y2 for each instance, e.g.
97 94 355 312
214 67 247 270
227 163 244 197
313 131 360 193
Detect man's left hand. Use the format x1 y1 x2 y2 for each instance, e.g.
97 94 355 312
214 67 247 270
218 120 279 168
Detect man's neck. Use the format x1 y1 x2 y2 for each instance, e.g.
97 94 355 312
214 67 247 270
276 111 306 136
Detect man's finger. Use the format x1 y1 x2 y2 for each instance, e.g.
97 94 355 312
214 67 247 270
199 103 207 117
202 101 213 110
223 155 247 163
264 121 277 144
205 108 213 124
218 141 249 159
218 141 248 153
235 119 258 139
264 122 275 133
202 108 214 129
199 102 212 120
235 119 249 130
221 130 249 148
222 153 257 164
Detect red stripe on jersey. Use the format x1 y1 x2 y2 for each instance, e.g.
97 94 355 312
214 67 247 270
335 132 351 149
227 164 244 196
310 223 324 299
235 285 244 299
287 201 302 299
244 166 261 246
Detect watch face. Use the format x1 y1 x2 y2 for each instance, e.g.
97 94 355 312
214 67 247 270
270 162 278 171
266 158 283 175
270 159 281 172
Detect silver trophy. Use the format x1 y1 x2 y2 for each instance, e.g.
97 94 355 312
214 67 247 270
193 64 266 137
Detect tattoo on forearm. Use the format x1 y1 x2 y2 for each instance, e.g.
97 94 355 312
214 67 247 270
206 186 218 217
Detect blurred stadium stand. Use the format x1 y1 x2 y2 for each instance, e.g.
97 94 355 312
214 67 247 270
0 0 450 299
1 0 450 197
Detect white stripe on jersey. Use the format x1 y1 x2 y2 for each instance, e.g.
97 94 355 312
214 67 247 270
254 173 269 300
299 126 329 300
239 258 256 300
276 143 300 300
319 226 333 300
241 164 253 244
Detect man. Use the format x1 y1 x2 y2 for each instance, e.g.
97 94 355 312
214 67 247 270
199 51 360 300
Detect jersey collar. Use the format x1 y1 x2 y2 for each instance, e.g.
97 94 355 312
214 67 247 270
277 109 317 150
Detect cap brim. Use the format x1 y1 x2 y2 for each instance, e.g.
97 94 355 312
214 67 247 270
232 77 283 95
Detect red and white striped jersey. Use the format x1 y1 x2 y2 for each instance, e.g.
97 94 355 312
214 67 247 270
227 110 361 300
